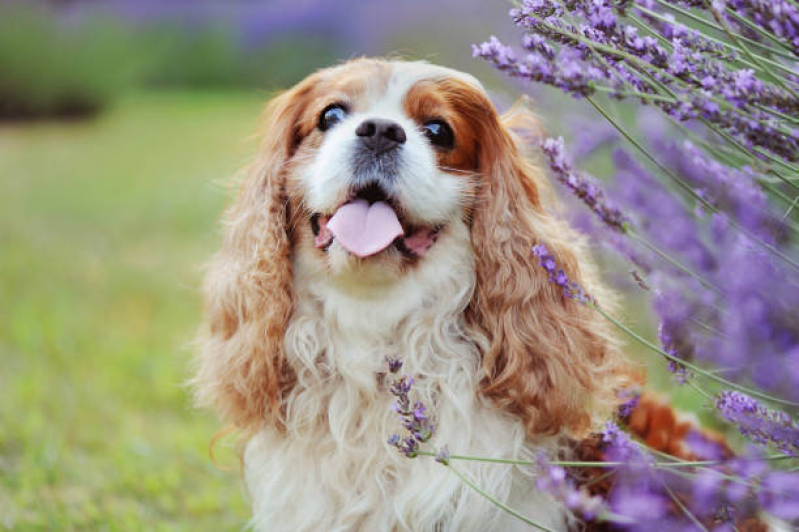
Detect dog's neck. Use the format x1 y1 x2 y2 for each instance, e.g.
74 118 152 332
283 222 480 418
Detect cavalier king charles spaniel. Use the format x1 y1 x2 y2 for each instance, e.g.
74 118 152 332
192 58 637 531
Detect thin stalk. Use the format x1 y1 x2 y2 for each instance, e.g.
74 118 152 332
687 378 716 401
687 316 730 339
653 0 797 60
662 114 751 167
710 6 798 99
756 104 799 126
724 8 795 53
781 195 799 223
659 477 710 532
539 20 795 138
627 231 724 295
592 303 799 407
584 470 616 488
754 147 799 174
446 463 557 532
582 23 798 181
416 452 794 469
593 86 677 103
635 7 798 77
586 95 799 271
643 445 796 466
698 120 799 192
643 446 796 493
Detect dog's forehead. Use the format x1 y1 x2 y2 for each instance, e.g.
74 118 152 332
318 60 485 112
386 61 485 100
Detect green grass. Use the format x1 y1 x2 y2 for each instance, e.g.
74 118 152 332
0 91 269 531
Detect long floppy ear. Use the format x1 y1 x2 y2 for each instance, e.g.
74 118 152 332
192 87 308 435
467 102 635 438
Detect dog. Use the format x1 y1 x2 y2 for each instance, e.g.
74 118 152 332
191 58 636 531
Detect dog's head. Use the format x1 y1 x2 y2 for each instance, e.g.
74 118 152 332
194 58 633 439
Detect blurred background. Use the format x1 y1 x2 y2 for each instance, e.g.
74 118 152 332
0 1 659 530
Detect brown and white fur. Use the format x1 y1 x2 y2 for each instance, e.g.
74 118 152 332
192 58 635 531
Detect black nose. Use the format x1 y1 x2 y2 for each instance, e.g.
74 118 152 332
355 119 407 153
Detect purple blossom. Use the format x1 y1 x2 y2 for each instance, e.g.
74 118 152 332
715 391 799 457
477 0 799 161
616 387 642 418
684 430 728 460
540 136 629 231
534 452 607 520
666 0 799 54
386 360 435 458
532 244 595 303
385 355 403 374
608 482 670 524
434 445 450 465
759 470 799 520
654 288 701 383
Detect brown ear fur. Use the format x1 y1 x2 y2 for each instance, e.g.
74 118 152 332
467 102 636 438
192 87 309 435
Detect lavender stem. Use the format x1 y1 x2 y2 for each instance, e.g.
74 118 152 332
586 95 799 270
445 463 558 532
591 303 799 408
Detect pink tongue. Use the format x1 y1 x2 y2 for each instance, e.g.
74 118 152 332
326 199 404 258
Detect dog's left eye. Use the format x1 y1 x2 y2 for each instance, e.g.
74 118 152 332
422 120 454 149
319 104 348 131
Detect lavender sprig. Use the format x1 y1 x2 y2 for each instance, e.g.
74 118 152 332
715 391 799 457
616 387 642 418
532 244 595 304
540 136 629 232
474 0 799 163
386 357 435 458
534 452 608 521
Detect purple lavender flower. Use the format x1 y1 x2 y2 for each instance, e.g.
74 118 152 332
616 387 642 418
715 391 799 457
654 288 700 383
386 360 435 458
601 421 644 463
477 0 799 162
666 0 799 54
759 470 799 520
652 138 781 241
434 445 450 465
385 355 403 374
534 452 607 520
608 482 670 524
532 244 595 303
613 148 717 274
684 431 729 461
540 137 629 232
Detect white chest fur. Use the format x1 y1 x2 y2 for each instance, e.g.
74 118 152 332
243 224 567 531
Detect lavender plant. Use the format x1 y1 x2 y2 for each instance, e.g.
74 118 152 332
385 0 799 529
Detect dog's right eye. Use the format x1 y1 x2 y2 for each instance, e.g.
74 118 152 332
319 104 348 131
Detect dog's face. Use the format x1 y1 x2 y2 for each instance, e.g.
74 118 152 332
277 61 492 282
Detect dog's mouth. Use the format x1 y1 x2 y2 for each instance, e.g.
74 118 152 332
311 183 441 259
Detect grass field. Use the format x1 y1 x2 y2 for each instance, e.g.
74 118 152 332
0 91 269 531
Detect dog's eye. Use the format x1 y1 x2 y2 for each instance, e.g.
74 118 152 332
422 120 454 149
319 104 348 131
